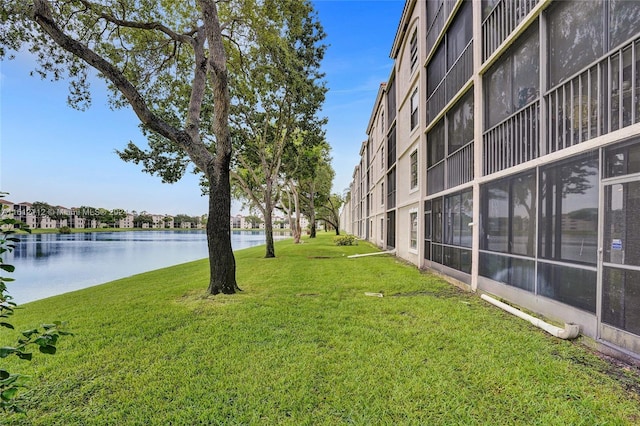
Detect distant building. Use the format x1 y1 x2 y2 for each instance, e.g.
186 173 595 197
229 213 311 230
118 213 135 229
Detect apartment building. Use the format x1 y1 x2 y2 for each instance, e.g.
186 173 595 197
118 213 135 229
230 213 310 230
343 0 640 360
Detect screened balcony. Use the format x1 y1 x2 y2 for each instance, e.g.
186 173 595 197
482 0 539 61
482 54 638 175
426 41 473 126
546 36 640 154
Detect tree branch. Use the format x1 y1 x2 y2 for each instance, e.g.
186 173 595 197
229 170 265 216
31 0 213 173
78 0 196 45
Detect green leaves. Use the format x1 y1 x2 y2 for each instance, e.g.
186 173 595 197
0 347 16 359
0 264 15 273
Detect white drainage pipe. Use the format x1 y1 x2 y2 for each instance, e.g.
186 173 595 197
347 250 396 259
481 294 580 340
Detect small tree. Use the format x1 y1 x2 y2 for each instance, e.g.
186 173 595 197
243 215 263 229
48 207 69 229
134 213 153 228
111 209 127 228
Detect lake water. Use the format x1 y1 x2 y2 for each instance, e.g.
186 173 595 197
5 230 287 304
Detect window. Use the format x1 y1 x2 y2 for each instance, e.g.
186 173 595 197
387 125 396 167
426 1 473 124
536 153 599 312
481 172 536 256
380 218 384 240
427 120 445 168
480 172 537 292
603 268 640 334
425 190 472 274
548 0 603 89
433 198 443 244
410 211 418 250
410 30 418 73
427 119 446 195
427 90 474 195
381 147 384 170
485 24 539 129
539 153 599 265
387 78 396 125
426 0 444 49
381 183 384 206
410 150 418 189
481 0 500 20
424 200 432 260
446 1 473 67
605 139 640 178
410 88 419 130
538 263 597 313
448 89 474 154
479 252 536 292
427 44 446 98
610 0 640 49
387 211 396 248
444 190 473 248
387 168 396 209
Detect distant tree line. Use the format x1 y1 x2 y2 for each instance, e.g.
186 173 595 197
13 201 204 229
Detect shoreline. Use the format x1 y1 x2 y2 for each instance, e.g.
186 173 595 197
24 227 293 235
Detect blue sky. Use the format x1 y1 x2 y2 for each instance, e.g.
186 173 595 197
0 0 403 216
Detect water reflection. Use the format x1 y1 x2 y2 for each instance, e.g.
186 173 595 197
6 230 288 304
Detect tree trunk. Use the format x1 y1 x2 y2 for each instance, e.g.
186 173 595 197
294 196 302 243
206 160 239 295
283 190 300 244
264 180 276 258
264 206 275 258
309 191 317 238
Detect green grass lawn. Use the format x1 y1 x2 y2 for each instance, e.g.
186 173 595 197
4 233 640 425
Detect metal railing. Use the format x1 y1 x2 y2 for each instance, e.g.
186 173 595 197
547 65 601 153
483 102 540 175
608 40 640 132
545 36 640 154
447 142 474 188
427 161 445 195
482 0 539 61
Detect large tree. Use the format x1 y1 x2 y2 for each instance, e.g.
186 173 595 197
229 0 327 258
2 0 238 293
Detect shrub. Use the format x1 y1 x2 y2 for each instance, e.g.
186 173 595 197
333 235 356 246
59 226 72 234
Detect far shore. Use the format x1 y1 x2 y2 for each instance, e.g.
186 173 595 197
23 227 293 235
